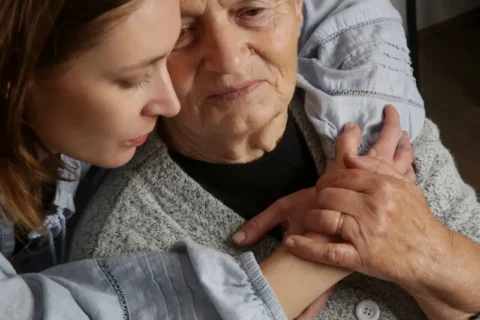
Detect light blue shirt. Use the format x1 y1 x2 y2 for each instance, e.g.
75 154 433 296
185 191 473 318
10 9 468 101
298 0 424 157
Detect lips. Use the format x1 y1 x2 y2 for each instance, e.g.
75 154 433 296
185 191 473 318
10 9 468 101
127 133 149 147
208 81 263 101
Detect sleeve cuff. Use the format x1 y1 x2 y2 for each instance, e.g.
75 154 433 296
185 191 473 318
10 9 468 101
238 252 287 320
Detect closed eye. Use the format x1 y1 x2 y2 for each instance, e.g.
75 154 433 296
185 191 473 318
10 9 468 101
119 73 153 90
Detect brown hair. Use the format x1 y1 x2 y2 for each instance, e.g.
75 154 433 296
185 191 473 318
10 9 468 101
0 0 137 234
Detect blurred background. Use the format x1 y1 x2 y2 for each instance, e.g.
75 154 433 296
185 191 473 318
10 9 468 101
393 0 480 189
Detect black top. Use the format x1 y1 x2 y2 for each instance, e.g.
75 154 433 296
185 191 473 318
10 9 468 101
170 114 319 239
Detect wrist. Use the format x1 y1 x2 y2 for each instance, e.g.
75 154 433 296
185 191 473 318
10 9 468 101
404 229 480 319
260 245 350 319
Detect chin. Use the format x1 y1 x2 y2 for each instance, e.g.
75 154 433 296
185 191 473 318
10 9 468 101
223 108 285 135
89 148 136 169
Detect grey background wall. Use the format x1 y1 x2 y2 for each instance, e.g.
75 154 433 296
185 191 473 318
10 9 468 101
391 0 480 29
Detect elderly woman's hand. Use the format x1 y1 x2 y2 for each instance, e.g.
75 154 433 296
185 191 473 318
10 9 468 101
233 105 414 245
286 167 439 283
285 164 480 320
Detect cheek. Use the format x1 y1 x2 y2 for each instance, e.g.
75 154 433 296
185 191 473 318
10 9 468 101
256 19 299 79
30 83 142 166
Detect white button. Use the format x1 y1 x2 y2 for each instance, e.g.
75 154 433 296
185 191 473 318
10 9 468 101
355 300 380 320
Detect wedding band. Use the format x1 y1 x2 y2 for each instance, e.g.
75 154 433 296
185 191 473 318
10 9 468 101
335 213 345 235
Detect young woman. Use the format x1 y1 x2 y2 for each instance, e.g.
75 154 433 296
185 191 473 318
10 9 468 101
0 0 418 319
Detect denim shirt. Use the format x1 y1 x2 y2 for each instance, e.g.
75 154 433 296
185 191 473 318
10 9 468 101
1 155 87 273
0 0 431 319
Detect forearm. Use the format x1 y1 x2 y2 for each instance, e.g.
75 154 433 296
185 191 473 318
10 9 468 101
405 230 480 320
409 119 480 320
261 245 350 319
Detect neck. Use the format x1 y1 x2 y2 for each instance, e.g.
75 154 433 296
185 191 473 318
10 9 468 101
162 111 289 164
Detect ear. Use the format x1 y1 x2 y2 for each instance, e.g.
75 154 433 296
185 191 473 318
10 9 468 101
295 0 304 24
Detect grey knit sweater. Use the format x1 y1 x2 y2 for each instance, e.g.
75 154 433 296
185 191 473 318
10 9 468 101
71 93 480 320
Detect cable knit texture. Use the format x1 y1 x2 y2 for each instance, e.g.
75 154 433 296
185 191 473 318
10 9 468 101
71 92 479 320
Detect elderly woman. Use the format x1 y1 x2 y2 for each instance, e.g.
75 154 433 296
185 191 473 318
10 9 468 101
71 0 480 319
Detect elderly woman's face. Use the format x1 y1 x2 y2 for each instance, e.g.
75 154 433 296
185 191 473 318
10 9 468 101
167 0 303 137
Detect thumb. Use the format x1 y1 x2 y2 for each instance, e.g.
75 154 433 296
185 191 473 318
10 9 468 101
233 188 314 246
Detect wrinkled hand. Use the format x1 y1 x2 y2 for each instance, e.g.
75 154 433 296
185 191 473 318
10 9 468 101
233 105 415 246
284 168 449 288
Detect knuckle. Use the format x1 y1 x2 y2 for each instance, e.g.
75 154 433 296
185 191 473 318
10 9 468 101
373 214 390 236
377 179 393 194
248 216 262 231
327 246 345 265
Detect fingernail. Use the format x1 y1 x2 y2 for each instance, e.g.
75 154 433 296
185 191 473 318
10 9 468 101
344 122 357 132
232 231 246 244
284 237 295 247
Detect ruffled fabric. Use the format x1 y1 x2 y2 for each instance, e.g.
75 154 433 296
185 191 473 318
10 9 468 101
27 155 87 264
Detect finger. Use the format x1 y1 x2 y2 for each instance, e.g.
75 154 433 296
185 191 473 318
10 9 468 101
343 154 411 183
313 187 367 220
295 290 332 320
393 131 414 173
336 122 361 159
305 211 360 242
316 169 376 194
233 188 315 246
285 235 361 270
304 209 343 235
367 105 402 161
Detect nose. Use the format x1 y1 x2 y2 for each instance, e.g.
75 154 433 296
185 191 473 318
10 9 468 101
202 21 248 74
142 67 180 118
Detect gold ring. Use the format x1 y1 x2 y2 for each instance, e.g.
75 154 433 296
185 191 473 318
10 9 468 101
335 213 345 235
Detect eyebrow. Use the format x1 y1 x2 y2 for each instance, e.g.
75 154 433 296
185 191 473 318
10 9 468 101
117 54 167 72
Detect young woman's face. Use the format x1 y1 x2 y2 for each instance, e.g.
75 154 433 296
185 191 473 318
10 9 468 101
27 0 181 168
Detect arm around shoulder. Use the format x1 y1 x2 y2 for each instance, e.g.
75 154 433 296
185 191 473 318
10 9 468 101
298 0 425 157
